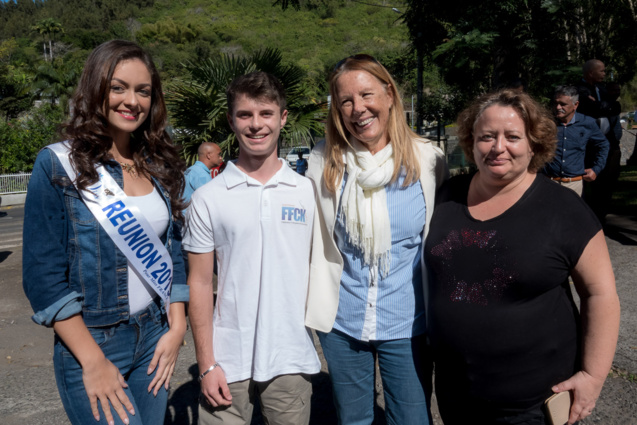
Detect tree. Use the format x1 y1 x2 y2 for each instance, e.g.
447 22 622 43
45 19 64 61
543 0 637 82
30 20 49 62
0 103 65 173
31 61 80 111
0 39 32 118
166 48 325 164
31 18 64 61
136 19 200 44
403 0 637 111
273 0 334 10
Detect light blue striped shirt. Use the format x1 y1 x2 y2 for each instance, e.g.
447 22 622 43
333 172 426 341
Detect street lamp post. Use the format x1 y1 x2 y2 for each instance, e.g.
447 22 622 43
416 46 423 135
392 7 423 135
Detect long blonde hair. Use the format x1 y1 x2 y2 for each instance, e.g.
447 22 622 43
324 55 421 192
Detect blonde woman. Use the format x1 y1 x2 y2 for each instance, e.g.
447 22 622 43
305 54 447 425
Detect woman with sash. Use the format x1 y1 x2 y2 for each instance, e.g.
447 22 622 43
23 40 188 425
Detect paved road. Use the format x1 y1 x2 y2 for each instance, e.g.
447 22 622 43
1 204 636 424
0 205 24 251
0 204 337 425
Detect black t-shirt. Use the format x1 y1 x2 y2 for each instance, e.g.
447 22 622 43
425 173 601 422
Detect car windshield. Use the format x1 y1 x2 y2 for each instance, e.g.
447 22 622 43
291 147 310 154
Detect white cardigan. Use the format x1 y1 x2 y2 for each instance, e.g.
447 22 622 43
305 138 449 332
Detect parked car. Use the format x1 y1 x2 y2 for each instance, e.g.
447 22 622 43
286 146 311 168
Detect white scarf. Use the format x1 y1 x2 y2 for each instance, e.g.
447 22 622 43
342 139 394 277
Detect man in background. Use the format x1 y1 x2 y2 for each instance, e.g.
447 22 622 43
585 82 623 221
295 151 308 176
543 85 609 196
183 142 223 203
575 59 621 138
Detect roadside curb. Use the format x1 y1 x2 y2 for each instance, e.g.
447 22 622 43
0 194 26 207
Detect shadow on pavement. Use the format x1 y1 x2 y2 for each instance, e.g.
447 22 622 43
605 226 637 246
164 369 341 425
604 214 637 246
165 364 199 425
0 251 12 263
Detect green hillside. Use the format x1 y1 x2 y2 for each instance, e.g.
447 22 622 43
1 0 412 97
0 0 418 171
140 0 409 80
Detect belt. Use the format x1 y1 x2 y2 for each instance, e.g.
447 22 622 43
551 176 583 182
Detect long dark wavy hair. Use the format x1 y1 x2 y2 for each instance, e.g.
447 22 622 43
62 40 186 220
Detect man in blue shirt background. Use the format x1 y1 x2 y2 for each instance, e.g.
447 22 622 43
543 85 609 196
295 151 308 176
183 142 223 203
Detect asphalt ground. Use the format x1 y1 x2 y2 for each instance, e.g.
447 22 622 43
1 203 636 425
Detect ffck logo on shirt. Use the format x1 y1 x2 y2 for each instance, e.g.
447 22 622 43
281 205 306 224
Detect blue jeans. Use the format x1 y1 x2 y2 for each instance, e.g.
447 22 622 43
317 329 432 425
54 301 169 425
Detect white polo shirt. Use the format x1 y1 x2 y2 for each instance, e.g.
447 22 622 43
183 160 320 383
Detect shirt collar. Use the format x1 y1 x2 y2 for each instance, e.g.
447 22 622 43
557 112 579 126
222 158 298 189
570 112 582 124
194 160 211 172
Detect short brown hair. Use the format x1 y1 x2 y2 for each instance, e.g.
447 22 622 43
226 71 286 114
456 90 557 172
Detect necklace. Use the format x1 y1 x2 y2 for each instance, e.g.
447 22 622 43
119 161 138 178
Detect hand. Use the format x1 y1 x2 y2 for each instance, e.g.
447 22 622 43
552 370 605 424
147 326 186 396
201 366 232 407
583 168 597 182
83 356 135 424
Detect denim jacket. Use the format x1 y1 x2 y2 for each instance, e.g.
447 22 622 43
23 146 188 328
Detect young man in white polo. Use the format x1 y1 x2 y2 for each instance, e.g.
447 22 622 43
183 71 320 425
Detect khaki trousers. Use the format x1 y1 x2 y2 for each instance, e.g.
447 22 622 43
553 179 583 196
199 374 312 425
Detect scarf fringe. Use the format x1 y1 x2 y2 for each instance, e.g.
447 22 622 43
342 139 394 278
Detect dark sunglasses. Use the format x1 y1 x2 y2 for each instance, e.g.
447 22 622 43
333 54 380 71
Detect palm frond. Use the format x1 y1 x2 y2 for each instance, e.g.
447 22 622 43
166 47 324 162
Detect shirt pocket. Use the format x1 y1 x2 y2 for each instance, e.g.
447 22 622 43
64 187 97 226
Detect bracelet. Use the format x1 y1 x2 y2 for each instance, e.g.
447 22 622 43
198 363 219 382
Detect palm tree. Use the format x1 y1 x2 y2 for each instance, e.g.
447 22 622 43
30 18 64 62
31 62 80 111
166 48 325 164
44 19 64 61
30 21 48 61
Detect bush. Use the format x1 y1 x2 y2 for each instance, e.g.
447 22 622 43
0 104 65 173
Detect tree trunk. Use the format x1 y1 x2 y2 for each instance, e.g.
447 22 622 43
49 39 53 61
42 42 47 61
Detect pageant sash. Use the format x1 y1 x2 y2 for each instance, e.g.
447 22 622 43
48 142 172 314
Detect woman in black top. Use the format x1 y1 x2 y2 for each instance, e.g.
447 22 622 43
425 90 619 424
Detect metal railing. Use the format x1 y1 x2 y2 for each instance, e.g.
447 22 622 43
0 173 31 195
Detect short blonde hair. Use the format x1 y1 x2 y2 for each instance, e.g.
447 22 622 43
323 55 421 192
456 90 557 172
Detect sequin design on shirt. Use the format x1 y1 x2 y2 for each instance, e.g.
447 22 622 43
430 228 517 306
